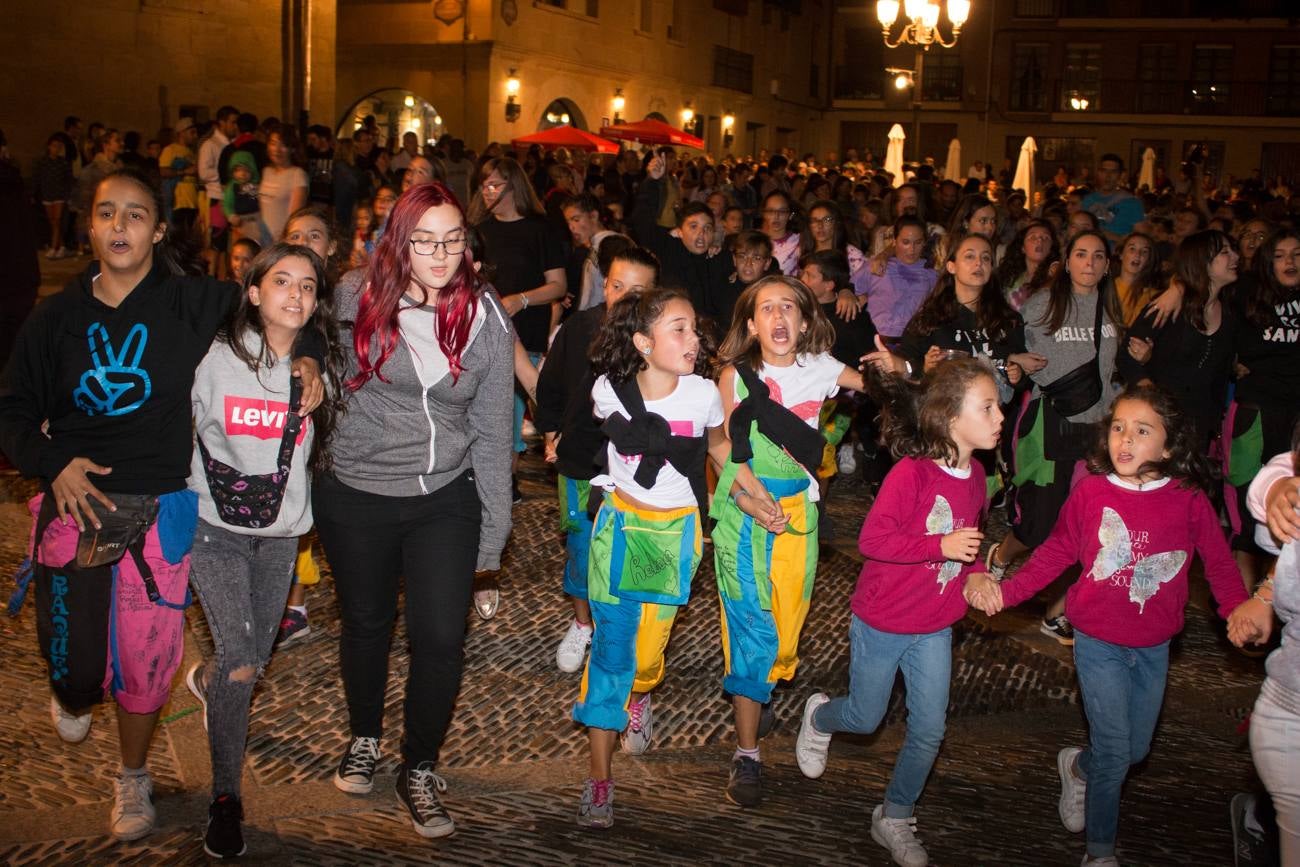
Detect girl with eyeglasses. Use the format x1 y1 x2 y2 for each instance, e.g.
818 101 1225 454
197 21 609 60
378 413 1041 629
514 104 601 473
759 189 802 277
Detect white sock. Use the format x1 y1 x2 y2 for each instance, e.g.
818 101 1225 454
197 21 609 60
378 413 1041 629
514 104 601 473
289 605 307 616
734 746 760 762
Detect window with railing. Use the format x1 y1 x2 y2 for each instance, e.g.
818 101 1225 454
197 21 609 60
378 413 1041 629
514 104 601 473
713 45 755 93
834 26 884 99
1268 45 1300 116
1013 0 1056 15
1190 45 1233 115
922 53 963 102
1136 44 1178 114
1010 43 1048 111
1060 44 1101 112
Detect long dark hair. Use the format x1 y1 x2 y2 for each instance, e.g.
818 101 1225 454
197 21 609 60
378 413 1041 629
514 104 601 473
468 156 544 223
1086 383 1218 495
800 199 848 254
348 181 483 389
589 287 714 384
906 233 1019 344
1037 230 1123 335
223 242 347 473
93 167 205 276
996 219 1060 296
1171 229 1233 332
1244 226 1300 328
866 357 998 466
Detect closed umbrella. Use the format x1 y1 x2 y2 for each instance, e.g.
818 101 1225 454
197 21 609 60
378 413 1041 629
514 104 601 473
1012 136 1037 198
944 138 962 182
884 123 906 188
1137 147 1157 192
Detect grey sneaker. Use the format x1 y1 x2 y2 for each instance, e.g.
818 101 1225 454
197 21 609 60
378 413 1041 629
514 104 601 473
396 762 455 838
795 693 832 778
725 756 763 807
576 778 615 828
334 735 380 794
110 771 156 841
621 694 653 755
1041 614 1076 645
1058 747 1087 833
50 695 92 743
870 804 928 867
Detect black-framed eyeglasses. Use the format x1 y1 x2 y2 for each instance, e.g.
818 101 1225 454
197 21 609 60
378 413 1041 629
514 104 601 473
410 237 467 256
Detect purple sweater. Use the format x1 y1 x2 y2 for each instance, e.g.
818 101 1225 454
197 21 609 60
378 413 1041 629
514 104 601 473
862 258 939 338
853 457 988 634
999 474 1248 647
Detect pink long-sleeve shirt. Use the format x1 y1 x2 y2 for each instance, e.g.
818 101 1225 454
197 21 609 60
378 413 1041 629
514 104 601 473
999 474 1248 647
853 456 988 634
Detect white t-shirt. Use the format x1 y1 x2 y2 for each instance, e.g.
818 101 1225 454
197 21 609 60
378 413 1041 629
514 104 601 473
733 352 845 500
591 373 724 509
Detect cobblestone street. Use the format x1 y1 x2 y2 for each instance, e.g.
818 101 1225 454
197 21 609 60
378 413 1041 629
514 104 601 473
0 452 1267 866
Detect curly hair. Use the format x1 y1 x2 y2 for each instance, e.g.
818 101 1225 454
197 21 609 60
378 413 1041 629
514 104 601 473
1085 383 1218 495
905 233 1020 345
866 357 998 466
589 287 714 385
718 275 836 370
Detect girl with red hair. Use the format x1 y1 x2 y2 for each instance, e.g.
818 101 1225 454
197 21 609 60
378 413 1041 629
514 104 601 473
313 180 514 839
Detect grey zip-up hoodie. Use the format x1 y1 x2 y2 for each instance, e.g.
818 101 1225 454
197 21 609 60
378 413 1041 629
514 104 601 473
331 269 515 570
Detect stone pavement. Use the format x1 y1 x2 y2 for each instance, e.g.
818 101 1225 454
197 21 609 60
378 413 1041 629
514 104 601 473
0 453 1268 866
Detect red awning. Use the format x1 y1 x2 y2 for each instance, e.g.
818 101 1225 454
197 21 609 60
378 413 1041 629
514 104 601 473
510 125 620 154
597 118 705 150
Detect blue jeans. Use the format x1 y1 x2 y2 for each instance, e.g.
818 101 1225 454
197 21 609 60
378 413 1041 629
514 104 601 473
1073 630 1170 858
512 351 544 453
813 616 951 817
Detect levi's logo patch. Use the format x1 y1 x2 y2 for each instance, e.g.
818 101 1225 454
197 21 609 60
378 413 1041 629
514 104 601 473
224 396 309 444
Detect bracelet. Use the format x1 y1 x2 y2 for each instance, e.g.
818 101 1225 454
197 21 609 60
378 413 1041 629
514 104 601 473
733 489 750 502
520 293 530 309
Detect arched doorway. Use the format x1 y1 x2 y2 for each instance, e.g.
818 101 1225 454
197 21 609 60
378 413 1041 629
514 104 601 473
337 89 444 148
537 98 586 131
645 111 668 123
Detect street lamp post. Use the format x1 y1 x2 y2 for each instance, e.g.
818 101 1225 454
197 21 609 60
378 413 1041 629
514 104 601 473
876 0 969 163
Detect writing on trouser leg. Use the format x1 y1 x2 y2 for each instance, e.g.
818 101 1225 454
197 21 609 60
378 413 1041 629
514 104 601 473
48 574 70 681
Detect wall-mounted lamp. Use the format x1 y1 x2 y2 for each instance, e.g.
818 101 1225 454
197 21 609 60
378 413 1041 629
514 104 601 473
722 112 735 150
505 68 521 122
680 104 694 126
1069 93 1090 111
404 95 415 108
612 88 626 125
887 67 915 91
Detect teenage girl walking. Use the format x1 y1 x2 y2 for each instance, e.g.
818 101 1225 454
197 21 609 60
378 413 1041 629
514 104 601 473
795 358 1003 867
712 274 866 807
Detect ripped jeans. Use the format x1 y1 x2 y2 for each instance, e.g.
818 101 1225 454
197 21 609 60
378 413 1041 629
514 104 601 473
188 520 297 798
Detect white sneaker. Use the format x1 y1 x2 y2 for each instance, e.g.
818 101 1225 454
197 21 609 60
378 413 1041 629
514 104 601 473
795 693 832 778
1058 747 1087 833
836 443 858 474
555 619 593 673
620 694 653 755
1081 856 1120 866
50 695 92 743
110 771 156 841
870 804 928 867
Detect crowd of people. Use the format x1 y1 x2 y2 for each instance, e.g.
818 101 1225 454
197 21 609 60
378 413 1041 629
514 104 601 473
0 109 1297 867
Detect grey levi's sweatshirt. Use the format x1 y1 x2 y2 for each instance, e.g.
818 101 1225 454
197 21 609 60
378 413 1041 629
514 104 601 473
330 270 515 571
1021 289 1122 424
188 332 316 537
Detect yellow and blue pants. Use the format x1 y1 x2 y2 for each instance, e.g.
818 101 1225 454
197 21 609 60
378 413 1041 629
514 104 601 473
714 476 818 704
572 493 701 732
557 474 594 599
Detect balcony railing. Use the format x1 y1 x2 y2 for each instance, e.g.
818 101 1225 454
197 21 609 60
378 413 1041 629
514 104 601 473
1006 79 1300 117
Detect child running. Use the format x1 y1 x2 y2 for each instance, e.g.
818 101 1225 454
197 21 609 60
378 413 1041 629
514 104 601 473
573 287 777 828
712 274 866 807
184 242 344 857
794 357 1002 867
965 384 1271 867
535 245 660 673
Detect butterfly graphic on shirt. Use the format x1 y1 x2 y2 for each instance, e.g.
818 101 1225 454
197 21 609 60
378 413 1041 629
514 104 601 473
924 495 962 591
1088 507 1188 614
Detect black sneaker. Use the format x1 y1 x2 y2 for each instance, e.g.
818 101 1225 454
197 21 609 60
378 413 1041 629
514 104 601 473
512 477 523 505
726 756 763 807
1040 615 1075 646
204 794 246 858
396 762 456 838
756 702 777 739
334 735 380 794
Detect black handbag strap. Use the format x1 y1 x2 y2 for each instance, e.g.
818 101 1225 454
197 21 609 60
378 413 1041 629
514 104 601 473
1089 287 1105 362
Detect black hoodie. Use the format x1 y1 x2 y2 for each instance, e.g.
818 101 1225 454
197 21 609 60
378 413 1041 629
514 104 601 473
0 262 236 494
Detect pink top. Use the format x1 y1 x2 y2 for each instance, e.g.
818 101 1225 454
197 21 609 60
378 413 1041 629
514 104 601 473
999 474 1248 647
852 456 988 634
1248 451 1293 524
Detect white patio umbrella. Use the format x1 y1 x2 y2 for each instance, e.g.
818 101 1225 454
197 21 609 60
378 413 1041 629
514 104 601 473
884 123 906 187
944 138 962 182
1137 147 1157 191
1012 136 1037 197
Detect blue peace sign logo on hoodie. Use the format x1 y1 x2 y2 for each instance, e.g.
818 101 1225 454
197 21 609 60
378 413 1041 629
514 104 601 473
73 322 153 416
